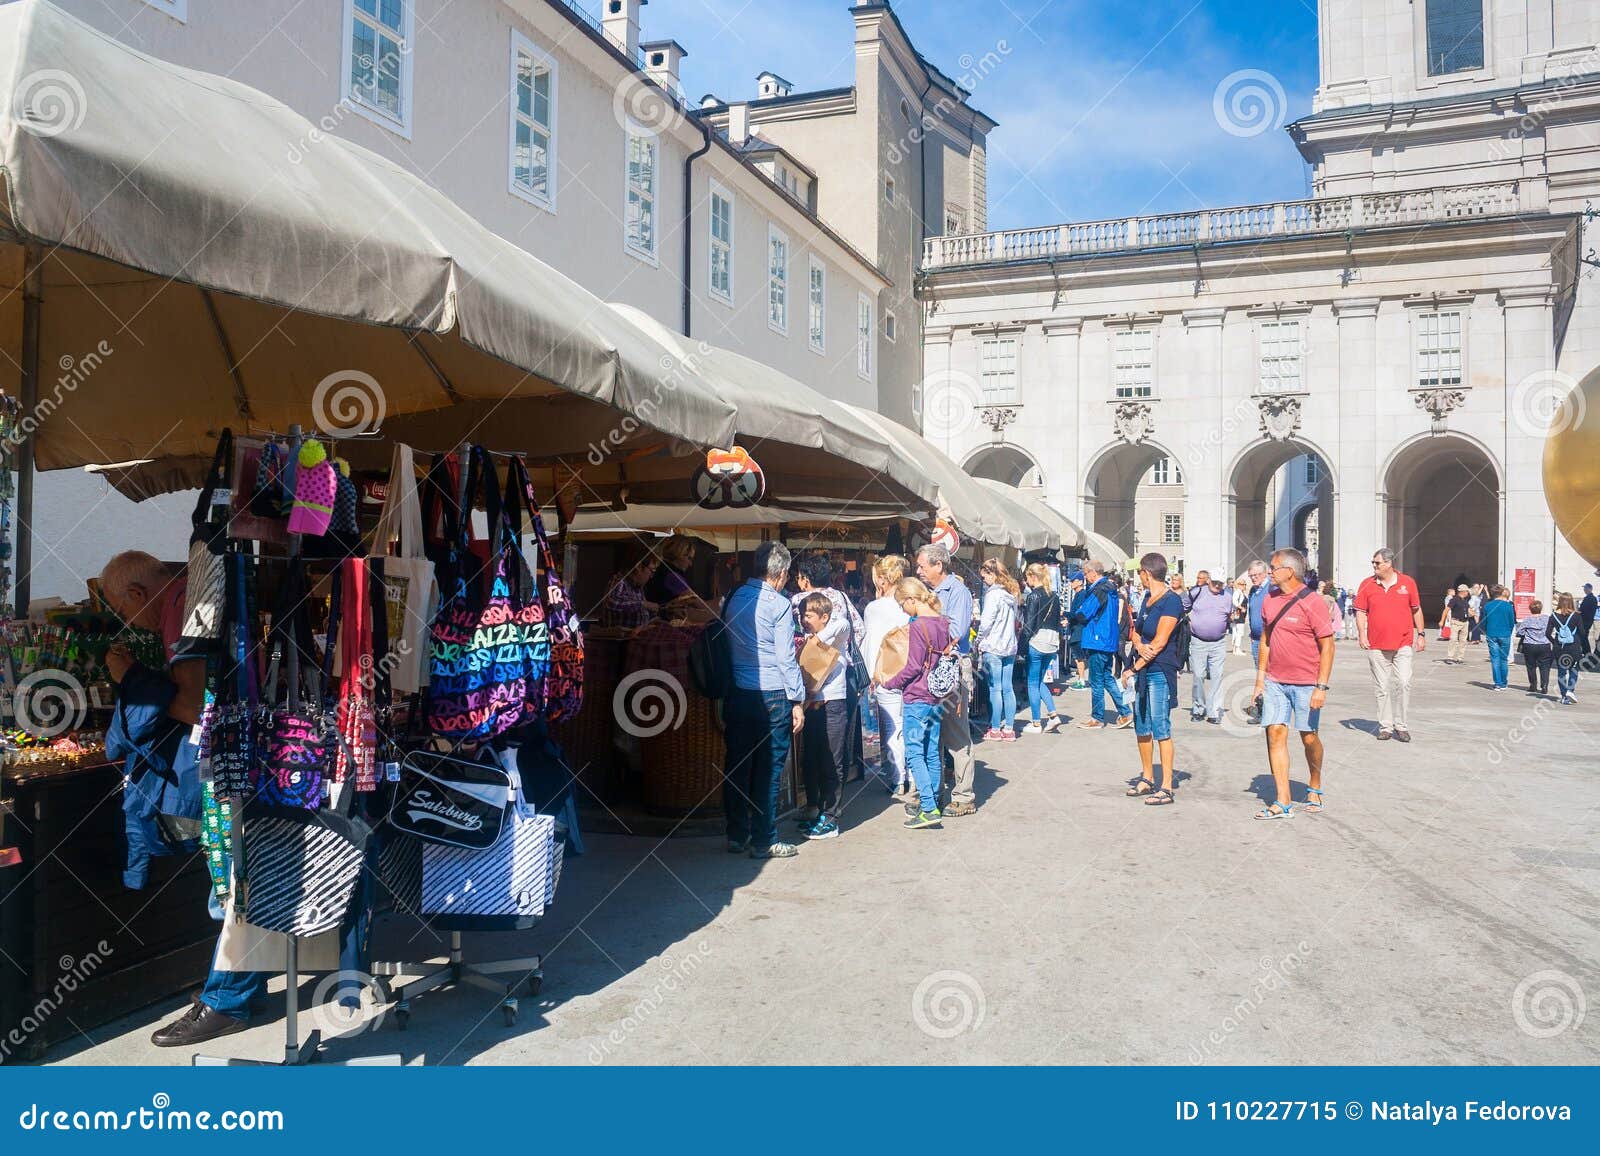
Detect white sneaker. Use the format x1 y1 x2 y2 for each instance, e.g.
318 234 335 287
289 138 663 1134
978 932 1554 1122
1022 721 1044 734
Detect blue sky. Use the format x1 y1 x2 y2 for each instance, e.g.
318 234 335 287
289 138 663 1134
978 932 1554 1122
622 0 1320 229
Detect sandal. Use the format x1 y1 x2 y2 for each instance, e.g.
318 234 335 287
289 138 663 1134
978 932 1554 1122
1303 788 1324 813
1126 779 1155 797
1144 788 1174 806
1253 802 1294 820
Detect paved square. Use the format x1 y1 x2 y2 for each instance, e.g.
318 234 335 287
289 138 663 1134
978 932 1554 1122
49 646 1599 1065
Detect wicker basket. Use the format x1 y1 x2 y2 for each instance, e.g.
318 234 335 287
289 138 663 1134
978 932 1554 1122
640 690 726 816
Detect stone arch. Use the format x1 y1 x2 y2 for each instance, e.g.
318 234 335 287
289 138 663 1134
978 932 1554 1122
1228 438 1336 578
1082 439 1185 556
964 443 1044 490
1381 433 1503 621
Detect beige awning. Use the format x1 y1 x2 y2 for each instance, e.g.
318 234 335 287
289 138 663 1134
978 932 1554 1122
566 502 899 553
0 0 737 472
971 478 1087 551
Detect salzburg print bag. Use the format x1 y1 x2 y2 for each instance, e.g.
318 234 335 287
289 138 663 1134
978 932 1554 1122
511 457 584 722
388 747 515 851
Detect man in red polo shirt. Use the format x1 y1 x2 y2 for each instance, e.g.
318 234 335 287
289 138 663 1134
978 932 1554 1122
1354 546 1427 743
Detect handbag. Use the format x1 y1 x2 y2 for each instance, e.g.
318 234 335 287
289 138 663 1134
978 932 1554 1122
510 456 583 722
500 456 553 724
249 438 294 519
1439 622 1452 641
204 550 260 799
238 780 371 938
255 559 334 810
327 559 379 791
922 618 961 701
799 634 841 695
177 429 232 649
873 624 910 684
387 747 516 850
369 444 438 693
1030 628 1061 654
426 446 530 741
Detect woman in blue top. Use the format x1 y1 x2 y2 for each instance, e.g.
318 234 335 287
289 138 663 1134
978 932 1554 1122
1123 553 1184 806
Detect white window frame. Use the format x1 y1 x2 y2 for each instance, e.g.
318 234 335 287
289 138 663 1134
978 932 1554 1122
507 31 557 212
1414 308 1465 389
1163 513 1183 545
1258 318 1304 393
708 181 734 306
807 255 826 354
767 225 789 335
623 123 659 265
341 0 414 139
139 0 187 20
857 293 874 381
1417 0 1489 81
1304 457 1320 487
1113 328 1155 399
884 311 897 343
980 336 1019 404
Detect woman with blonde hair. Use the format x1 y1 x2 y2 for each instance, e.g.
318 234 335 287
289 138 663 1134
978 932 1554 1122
879 577 950 828
1019 562 1063 734
862 555 912 795
1551 591 1584 703
976 558 1021 741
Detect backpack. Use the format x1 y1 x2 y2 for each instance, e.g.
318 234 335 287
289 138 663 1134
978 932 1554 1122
919 618 961 701
1555 614 1577 647
688 613 734 700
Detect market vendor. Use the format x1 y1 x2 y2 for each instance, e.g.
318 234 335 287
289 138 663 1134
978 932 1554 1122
100 550 259 1049
600 547 661 629
645 535 697 605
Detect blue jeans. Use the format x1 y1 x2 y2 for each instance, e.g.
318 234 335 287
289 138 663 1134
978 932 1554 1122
902 702 943 815
984 652 1017 731
1025 647 1056 720
1086 649 1127 722
1558 656 1580 697
1486 635 1511 687
200 892 267 1021
723 688 794 848
1132 671 1173 740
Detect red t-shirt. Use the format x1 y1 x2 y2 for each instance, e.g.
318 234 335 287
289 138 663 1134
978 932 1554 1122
157 576 194 668
1354 573 1421 650
1261 586 1335 685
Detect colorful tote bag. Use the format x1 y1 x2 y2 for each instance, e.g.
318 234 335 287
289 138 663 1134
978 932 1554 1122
510 457 583 723
426 447 530 741
501 456 554 724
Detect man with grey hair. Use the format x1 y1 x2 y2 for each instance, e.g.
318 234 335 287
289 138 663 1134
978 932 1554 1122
915 544 977 815
1243 558 1271 725
1354 546 1425 742
1070 558 1132 730
723 540 807 858
1253 548 1336 819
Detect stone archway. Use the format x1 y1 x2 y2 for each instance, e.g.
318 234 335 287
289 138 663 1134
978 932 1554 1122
1382 434 1502 621
1083 441 1183 557
1229 440 1335 579
965 444 1043 491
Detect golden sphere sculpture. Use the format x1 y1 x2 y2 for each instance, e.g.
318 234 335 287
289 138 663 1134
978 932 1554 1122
1542 364 1600 567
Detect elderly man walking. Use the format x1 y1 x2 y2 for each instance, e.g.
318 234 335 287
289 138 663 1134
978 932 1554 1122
1354 547 1426 743
723 541 807 859
914 545 978 817
1186 570 1232 724
1071 559 1133 730
1252 548 1336 820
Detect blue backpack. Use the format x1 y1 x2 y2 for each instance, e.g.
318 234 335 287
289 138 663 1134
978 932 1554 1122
1556 614 1577 646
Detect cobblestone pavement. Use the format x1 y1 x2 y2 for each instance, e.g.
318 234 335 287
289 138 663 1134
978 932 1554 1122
51 646 1600 1065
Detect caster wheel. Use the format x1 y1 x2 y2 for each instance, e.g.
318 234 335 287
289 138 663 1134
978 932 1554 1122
395 1007 410 1032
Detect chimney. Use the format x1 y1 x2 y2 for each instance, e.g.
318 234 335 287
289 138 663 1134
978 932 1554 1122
641 40 687 97
602 0 645 62
756 71 793 100
726 102 750 145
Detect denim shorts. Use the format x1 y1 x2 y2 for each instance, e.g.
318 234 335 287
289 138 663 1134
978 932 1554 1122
1263 678 1320 732
1132 672 1172 741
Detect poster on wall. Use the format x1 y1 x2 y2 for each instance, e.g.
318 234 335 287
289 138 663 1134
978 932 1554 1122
1513 568 1536 618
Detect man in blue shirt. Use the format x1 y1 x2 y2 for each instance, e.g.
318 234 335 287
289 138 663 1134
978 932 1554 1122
915 545 977 816
1070 559 1132 729
723 541 806 859
1478 584 1516 690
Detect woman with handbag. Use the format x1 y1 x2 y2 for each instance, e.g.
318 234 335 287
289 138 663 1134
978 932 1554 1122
1019 563 1063 734
976 558 1021 742
862 555 912 796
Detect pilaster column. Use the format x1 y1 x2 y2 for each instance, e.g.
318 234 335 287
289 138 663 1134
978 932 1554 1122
1042 316 1082 527
1181 307 1226 572
1334 297 1380 585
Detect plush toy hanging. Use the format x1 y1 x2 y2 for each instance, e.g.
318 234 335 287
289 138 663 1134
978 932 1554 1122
287 439 337 537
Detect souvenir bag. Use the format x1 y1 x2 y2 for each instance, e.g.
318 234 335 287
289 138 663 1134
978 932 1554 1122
238 777 371 938
387 748 516 850
250 438 294 519
426 446 529 741
512 458 583 722
328 559 378 791
369 444 438 693
204 551 260 799
501 456 552 723
177 429 232 650
199 782 233 904
256 561 333 810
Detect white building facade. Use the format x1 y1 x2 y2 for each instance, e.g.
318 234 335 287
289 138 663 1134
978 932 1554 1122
921 0 1596 607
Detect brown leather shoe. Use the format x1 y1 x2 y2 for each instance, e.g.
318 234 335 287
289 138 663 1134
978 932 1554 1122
151 1002 248 1047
